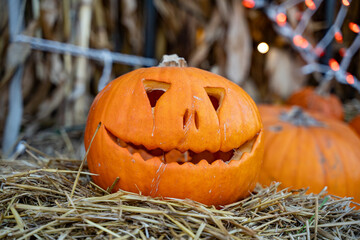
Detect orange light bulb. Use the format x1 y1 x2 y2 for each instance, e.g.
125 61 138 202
242 0 255 8
334 32 343 43
276 13 287 26
339 48 346 57
329 59 340 71
305 0 316 10
293 35 309 48
346 74 354 84
349 22 360 33
342 0 350 6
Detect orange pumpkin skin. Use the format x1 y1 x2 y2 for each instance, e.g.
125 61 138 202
350 115 360 136
85 65 264 206
258 105 360 204
287 87 344 120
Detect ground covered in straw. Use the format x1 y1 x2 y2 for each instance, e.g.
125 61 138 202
1 145 360 239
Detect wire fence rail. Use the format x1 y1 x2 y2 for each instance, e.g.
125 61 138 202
3 0 157 156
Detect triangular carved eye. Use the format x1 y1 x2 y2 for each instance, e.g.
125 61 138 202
143 80 171 108
204 87 225 112
147 90 166 107
208 95 220 111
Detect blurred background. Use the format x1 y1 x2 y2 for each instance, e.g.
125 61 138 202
1 0 360 158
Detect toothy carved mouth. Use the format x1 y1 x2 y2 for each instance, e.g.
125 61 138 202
105 127 258 164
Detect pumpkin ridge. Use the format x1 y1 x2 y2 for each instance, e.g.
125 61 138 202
266 123 297 183
309 130 328 191
279 127 299 183
329 131 350 196
324 130 345 192
329 130 353 197
291 127 304 189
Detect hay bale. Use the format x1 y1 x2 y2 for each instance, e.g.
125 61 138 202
1 152 360 239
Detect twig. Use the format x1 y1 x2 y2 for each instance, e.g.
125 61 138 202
70 122 101 199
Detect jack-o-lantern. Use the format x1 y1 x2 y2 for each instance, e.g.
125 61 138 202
258 105 360 205
84 55 264 206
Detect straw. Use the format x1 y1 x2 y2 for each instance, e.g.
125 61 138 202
1 144 360 239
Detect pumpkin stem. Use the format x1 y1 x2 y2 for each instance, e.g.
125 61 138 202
158 54 187 67
280 106 325 127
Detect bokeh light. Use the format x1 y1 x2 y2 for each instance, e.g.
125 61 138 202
242 0 255 8
349 22 360 33
334 32 343 43
305 0 316 10
346 74 355 84
293 35 309 48
342 0 350 6
257 42 269 54
329 59 340 71
276 13 287 26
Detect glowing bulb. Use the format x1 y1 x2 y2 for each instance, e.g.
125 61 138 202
293 35 309 48
315 47 324 57
334 32 343 43
342 0 350 6
349 22 360 33
242 0 255 8
339 48 346 57
276 13 287 26
257 42 269 54
346 74 354 84
305 0 316 10
329 59 340 71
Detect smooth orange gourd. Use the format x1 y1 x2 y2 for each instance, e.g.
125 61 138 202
350 115 360 137
84 55 264 206
258 105 360 205
287 87 344 120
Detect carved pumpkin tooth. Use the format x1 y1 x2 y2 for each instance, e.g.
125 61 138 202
107 127 258 164
84 54 264 206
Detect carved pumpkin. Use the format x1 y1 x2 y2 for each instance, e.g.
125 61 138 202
84 55 264 206
287 87 344 120
350 115 360 136
258 105 360 204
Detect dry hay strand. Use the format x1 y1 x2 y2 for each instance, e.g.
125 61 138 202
1 158 360 239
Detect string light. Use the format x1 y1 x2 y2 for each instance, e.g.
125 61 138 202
342 0 350 6
242 0 255 8
257 42 269 54
346 74 354 84
293 35 309 49
329 58 340 71
305 0 316 10
349 22 360 33
242 0 360 91
276 13 287 26
339 47 346 57
334 31 343 43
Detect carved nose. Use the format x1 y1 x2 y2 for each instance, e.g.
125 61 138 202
183 109 200 131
